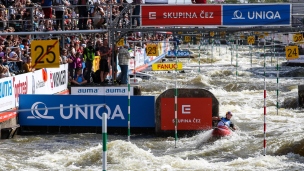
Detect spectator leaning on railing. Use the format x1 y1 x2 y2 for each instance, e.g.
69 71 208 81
0 57 11 78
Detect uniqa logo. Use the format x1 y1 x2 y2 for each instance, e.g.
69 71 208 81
105 88 126 94
59 104 125 120
232 10 281 20
0 80 13 98
27 102 54 119
78 89 98 93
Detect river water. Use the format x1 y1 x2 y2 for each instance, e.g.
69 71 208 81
1 43 304 171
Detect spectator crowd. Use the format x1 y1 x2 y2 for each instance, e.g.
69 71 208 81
0 0 179 85
0 0 142 81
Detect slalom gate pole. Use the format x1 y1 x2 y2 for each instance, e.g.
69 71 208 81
250 44 252 68
236 39 238 80
102 112 107 171
263 41 267 156
274 32 279 115
174 44 178 148
128 76 131 141
188 42 190 63
231 43 233 66
271 34 273 66
211 39 214 65
198 43 201 72
134 42 136 83
207 41 209 63
219 39 221 56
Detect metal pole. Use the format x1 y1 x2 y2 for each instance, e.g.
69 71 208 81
102 112 107 171
0 30 108 36
111 33 115 84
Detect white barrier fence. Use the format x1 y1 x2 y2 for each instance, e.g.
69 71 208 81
0 64 69 112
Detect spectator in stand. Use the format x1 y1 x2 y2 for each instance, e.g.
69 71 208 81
53 0 70 30
41 0 52 30
68 52 82 77
0 57 11 78
92 4 105 29
83 41 95 82
60 48 68 64
111 44 118 83
77 0 89 30
98 39 111 84
71 68 87 85
132 0 141 27
117 44 130 85
23 56 35 73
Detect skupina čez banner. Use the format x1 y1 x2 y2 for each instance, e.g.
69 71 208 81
141 4 291 26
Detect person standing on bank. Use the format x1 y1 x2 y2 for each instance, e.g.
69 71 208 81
83 41 95 82
118 45 131 85
99 39 111 84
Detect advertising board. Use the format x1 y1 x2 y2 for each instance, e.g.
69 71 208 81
0 77 15 111
161 98 212 130
71 87 134 96
19 95 155 127
222 4 291 26
141 5 222 26
0 64 69 112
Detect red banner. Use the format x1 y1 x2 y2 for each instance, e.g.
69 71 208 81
161 98 212 130
141 5 222 26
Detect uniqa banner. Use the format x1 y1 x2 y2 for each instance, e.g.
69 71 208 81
18 95 155 127
222 4 291 26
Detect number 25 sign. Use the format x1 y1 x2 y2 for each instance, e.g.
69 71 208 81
31 40 60 68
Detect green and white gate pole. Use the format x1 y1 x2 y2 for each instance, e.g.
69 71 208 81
128 76 131 141
102 112 108 171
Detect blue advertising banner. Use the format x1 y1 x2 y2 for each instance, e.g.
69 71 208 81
167 50 191 57
223 4 291 26
19 95 155 127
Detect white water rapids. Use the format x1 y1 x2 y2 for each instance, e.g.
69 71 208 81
1 43 304 171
